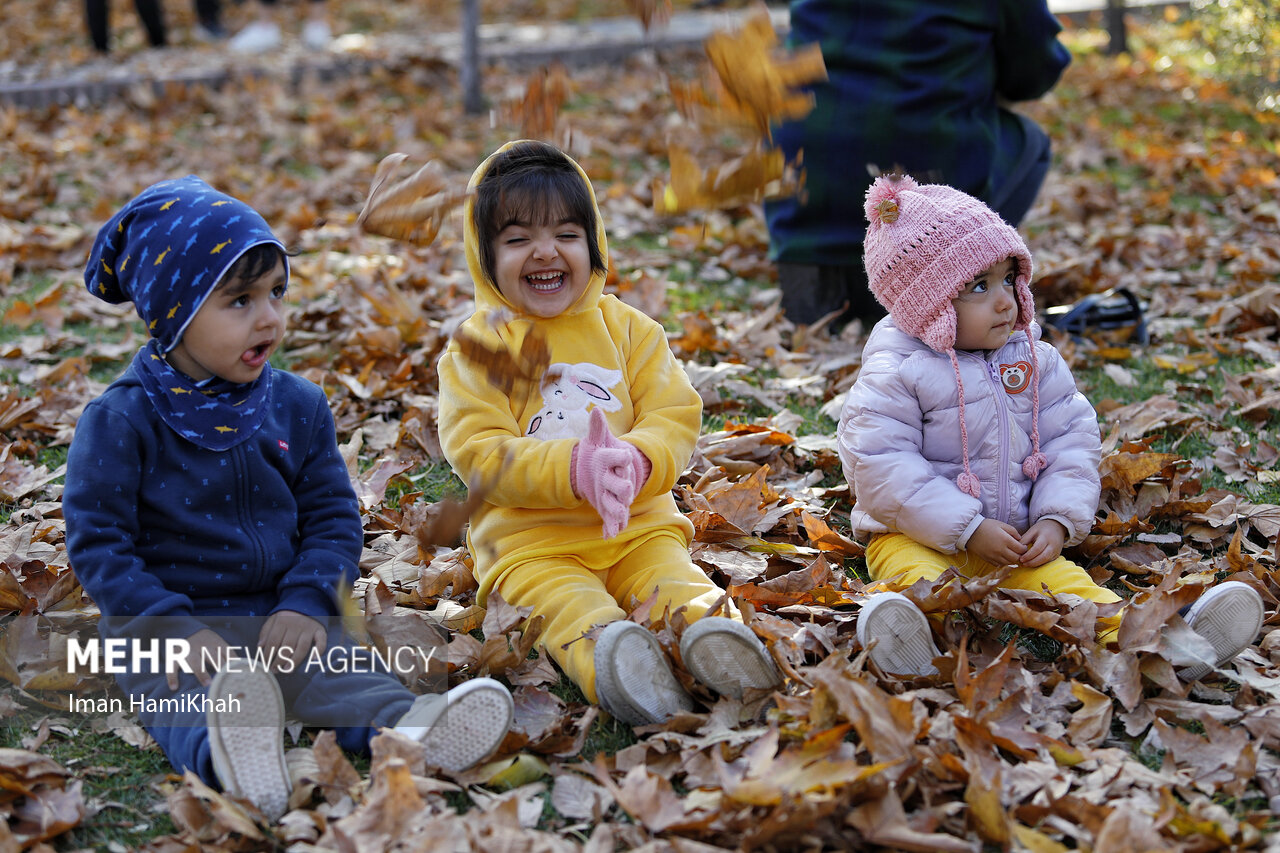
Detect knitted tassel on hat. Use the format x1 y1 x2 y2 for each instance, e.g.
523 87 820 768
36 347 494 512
949 352 981 498
1022 343 1048 480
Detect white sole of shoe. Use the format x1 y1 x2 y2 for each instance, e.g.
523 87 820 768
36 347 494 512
206 668 290 821
408 678 514 772
857 592 940 677
679 616 781 699
1179 581 1265 681
594 621 693 726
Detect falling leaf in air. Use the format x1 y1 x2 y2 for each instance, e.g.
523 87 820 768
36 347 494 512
655 142 801 214
502 63 572 139
356 153 472 246
625 0 671 31
451 322 551 397
703 5 827 138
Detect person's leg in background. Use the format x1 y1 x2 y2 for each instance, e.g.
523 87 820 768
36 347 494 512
133 0 167 47
85 0 166 53
776 255 885 334
85 0 111 53
194 0 226 40
490 555 632 705
989 114 1053 228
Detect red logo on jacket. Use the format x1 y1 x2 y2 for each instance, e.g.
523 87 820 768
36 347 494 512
999 361 1033 394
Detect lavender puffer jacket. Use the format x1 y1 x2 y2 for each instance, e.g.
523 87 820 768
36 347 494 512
838 318 1101 553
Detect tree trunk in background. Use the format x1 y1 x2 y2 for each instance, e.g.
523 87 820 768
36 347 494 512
462 0 484 114
1106 0 1128 56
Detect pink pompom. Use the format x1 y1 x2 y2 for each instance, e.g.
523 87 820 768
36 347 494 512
1022 452 1048 480
864 173 918 226
956 471 981 498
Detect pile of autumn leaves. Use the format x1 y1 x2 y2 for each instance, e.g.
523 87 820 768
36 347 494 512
2 15 1280 853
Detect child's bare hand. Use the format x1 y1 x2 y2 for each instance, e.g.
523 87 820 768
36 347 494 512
258 610 327 673
965 519 1026 566
1019 519 1067 567
170 628 230 691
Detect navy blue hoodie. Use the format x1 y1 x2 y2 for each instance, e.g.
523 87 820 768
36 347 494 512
64 358 361 641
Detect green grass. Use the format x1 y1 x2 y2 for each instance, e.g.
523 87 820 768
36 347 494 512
0 716 176 849
1076 352 1280 502
547 673 638 762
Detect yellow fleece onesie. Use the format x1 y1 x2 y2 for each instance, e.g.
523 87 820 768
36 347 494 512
437 142 727 702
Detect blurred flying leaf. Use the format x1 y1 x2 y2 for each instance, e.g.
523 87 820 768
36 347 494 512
626 0 672 31
703 5 826 138
452 322 551 397
502 63 572 139
655 143 800 214
357 154 472 246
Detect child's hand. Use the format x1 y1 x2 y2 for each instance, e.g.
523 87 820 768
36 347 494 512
1019 519 1068 567
258 610 327 673
171 628 230 691
572 408 643 539
966 519 1027 567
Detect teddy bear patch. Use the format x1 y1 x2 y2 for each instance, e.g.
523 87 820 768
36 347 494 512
999 361 1033 395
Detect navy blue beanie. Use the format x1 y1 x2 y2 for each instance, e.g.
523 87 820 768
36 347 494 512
84 175 287 352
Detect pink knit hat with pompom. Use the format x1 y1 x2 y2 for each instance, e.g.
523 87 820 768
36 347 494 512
862 174 1046 498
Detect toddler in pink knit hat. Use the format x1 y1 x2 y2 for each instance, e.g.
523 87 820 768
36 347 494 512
837 174 1263 682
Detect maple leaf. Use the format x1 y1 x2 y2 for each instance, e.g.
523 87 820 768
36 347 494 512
715 725 883 806
654 142 801 215
167 770 271 840
356 153 472 246
501 63 572 139
452 322 551 398
324 758 425 849
625 0 671 31
412 489 487 551
801 510 864 558
703 5 826 138
589 761 716 833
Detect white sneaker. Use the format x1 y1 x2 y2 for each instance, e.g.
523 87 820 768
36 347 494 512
1178 581 1265 681
228 20 282 54
857 591 941 677
206 668 291 821
301 19 332 51
679 616 781 699
394 677 513 772
594 621 693 725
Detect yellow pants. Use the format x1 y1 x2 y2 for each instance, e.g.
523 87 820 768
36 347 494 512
866 533 1122 642
492 533 731 702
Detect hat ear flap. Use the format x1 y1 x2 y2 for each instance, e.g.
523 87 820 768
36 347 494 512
1014 255 1036 329
919 304 958 353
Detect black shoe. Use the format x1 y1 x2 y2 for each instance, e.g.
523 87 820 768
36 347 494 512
777 262 885 332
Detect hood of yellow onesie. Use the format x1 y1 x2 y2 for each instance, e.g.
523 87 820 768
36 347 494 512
463 140 610 320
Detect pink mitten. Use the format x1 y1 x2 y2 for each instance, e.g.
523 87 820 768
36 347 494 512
572 408 641 538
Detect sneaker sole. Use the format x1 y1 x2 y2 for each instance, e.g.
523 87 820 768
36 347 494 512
206 668 290 820
594 622 692 726
857 592 940 677
679 617 781 699
1179 581 1265 681
414 678 514 772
